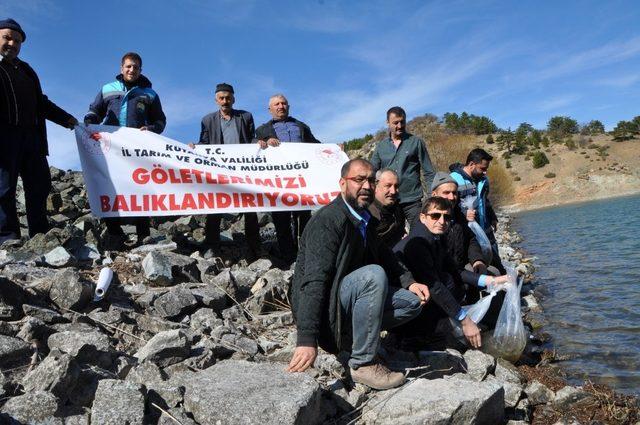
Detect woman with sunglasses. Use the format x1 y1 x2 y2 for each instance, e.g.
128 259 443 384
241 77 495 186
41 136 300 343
393 196 509 350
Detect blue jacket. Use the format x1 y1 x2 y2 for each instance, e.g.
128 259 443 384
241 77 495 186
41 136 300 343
84 74 166 133
449 163 497 231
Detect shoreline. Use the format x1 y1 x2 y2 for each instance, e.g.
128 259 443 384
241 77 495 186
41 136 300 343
500 189 640 214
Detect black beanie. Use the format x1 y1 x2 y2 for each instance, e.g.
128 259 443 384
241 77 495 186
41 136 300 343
0 18 26 42
215 83 234 94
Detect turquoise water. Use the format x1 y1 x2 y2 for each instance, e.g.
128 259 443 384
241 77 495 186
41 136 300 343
513 194 640 395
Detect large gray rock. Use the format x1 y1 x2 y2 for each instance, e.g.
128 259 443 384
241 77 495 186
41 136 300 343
90 379 145 425
463 349 496 381
524 380 554 405
190 284 227 312
0 390 58 423
22 304 66 324
47 330 113 368
495 358 523 383
135 329 191 367
153 286 199 318
416 349 467 378
485 375 523 408
0 277 28 320
44 246 74 267
247 268 292 314
48 269 92 311
362 376 504 424
68 365 113 407
553 386 595 411
142 251 200 286
0 335 32 367
182 360 324 425
22 351 80 401
2 263 57 282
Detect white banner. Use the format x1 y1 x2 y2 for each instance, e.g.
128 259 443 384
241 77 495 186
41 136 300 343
74 125 348 218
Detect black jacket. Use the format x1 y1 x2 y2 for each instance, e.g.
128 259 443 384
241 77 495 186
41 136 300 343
368 201 405 249
255 117 320 143
291 196 413 353
0 58 74 155
445 206 485 270
394 220 482 319
198 109 255 144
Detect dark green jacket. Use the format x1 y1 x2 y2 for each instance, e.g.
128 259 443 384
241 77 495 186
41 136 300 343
290 196 413 353
370 133 435 203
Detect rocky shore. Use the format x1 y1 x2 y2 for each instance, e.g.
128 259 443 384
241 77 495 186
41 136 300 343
0 167 637 424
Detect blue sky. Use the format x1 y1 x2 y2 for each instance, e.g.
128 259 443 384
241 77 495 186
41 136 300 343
5 0 640 170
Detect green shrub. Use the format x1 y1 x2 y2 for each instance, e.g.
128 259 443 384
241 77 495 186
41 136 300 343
485 134 494 144
544 172 556 178
505 160 511 169
532 151 550 168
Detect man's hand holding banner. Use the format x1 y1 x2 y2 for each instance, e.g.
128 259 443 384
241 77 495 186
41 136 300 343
75 125 348 218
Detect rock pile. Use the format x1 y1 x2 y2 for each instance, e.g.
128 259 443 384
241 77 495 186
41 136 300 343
0 167 620 424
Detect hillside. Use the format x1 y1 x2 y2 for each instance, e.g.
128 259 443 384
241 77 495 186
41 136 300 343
345 116 640 211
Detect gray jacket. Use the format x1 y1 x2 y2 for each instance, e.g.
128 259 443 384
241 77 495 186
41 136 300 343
198 109 255 144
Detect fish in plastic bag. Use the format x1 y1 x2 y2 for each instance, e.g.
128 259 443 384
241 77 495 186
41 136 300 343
483 267 527 362
460 195 493 263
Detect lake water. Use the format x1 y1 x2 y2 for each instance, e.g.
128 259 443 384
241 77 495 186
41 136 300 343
513 194 640 395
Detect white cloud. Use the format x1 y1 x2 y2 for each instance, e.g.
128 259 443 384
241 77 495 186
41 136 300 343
535 94 580 112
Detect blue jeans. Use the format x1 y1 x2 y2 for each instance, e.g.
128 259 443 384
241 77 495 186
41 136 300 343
339 264 422 368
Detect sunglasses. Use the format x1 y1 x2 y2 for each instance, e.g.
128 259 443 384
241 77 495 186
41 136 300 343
425 212 452 221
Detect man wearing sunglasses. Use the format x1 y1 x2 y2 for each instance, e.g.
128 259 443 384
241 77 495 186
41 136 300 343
288 159 428 390
393 196 508 350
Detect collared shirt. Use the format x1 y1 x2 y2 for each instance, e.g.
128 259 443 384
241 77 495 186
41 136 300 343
342 197 371 241
370 133 435 204
220 112 240 144
273 118 302 142
0 56 39 127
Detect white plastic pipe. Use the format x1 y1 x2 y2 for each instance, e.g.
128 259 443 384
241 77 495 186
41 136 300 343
94 267 113 301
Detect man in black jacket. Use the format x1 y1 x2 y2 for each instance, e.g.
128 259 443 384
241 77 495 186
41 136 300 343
394 197 507 349
255 94 319 262
368 168 405 248
288 158 428 390
0 19 78 244
189 83 260 254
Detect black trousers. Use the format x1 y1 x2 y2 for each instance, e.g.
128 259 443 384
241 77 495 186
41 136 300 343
400 199 422 231
204 212 260 251
0 126 51 242
104 217 150 238
272 210 311 261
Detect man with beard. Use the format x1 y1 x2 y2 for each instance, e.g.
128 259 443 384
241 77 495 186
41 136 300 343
449 149 506 274
255 94 320 262
0 19 78 244
288 159 427 390
393 196 508 350
188 83 260 255
368 168 405 248
371 106 435 230
84 52 166 246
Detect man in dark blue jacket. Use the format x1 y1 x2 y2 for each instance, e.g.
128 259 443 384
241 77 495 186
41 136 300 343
0 19 78 244
189 83 261 254
255 94 320 262
84 52 166 244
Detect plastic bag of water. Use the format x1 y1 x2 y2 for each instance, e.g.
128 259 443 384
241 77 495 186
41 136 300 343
484 267 527 362
460 195 493 263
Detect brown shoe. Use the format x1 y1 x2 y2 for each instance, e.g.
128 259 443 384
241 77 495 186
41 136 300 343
350 362 406 390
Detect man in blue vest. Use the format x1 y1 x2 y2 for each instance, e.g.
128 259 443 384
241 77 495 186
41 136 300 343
449 148 505 274
84 52 166 246
0 18 78 244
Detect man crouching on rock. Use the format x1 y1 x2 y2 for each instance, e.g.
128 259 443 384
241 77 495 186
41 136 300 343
288 158 429 390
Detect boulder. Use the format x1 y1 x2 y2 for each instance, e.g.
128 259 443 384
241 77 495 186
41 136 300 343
48 269 92 311
135 329 191 367
495 358 523 383
416 349 466 378
90 379 145 425
190 284 227 312
524 380 554 405
485 375 523 408
22 304 66 324
44 246 74 267
47 330 113 368
142 251 200 286
22 351 80 401
153 286 199 318
0 391 59 423
362 376 504 424
181 360 324 425
553 386 595 411
0 335 32 367
463 349 496 381
68 365 113 407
